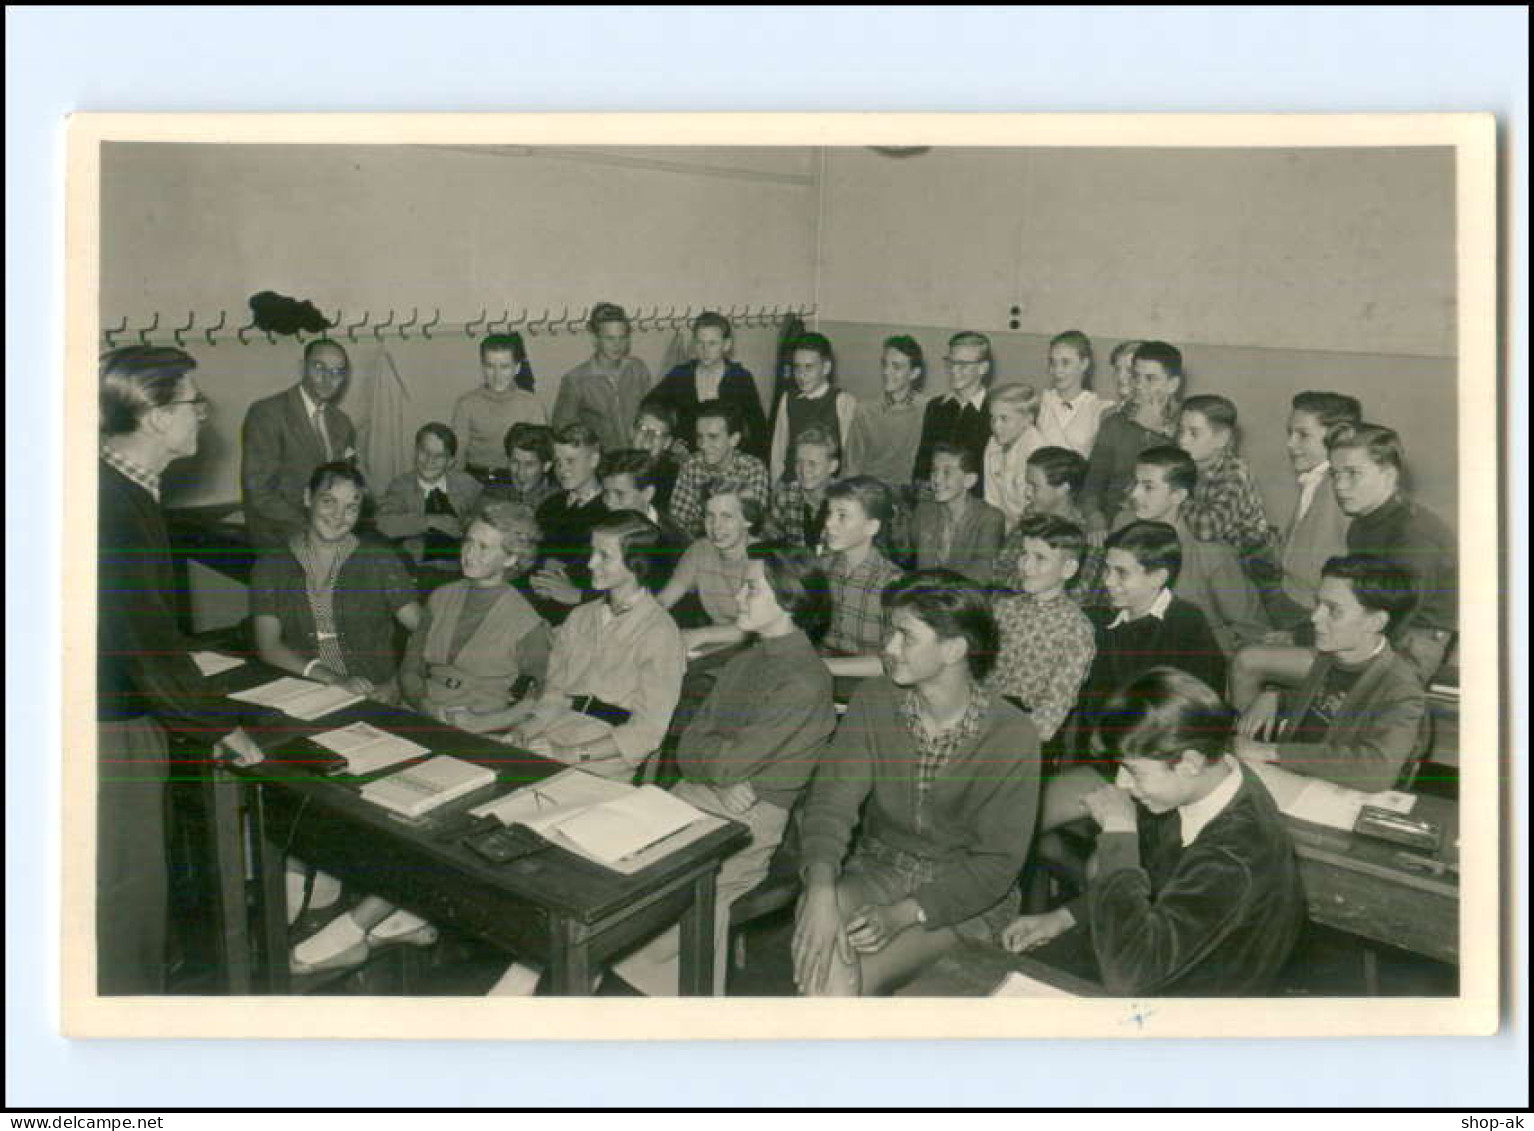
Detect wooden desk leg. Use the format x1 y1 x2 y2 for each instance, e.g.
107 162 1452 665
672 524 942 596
248 783 292 994
678 867 719 997
207 767 251 994
548 916 592 996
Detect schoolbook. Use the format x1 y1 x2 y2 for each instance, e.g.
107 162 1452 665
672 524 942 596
360 755 497 819
228 675 364 721
310 721 430 775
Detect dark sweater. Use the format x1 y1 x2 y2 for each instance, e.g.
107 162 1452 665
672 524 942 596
1076 597 1226 758
650 361 770 463
249 536 419 686
97 462 237 736
800 678 1043 928
1075 761 1306 996
1346 493 1457 636
675 630 836 809
913 393 991 490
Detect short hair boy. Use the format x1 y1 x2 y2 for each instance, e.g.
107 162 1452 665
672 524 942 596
988 515 1097 744
1233 553 1427 793
1128 445 1270 655
913 442 1006 583
667 398 771 538
1003 667 1306 997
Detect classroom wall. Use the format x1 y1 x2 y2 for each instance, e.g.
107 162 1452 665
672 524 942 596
104 142 1460 530
102 143 817 504
818 321 1458 530
815 147 1458 359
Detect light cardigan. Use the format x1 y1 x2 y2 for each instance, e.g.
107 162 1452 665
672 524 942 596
1036 388 1107 457
529 590 685 769
407 580 549 713
983 428 1045 531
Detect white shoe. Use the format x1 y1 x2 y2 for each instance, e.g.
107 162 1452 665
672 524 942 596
285 865 341 925
366 909 438 949
487 962 542 996
291 912 368 975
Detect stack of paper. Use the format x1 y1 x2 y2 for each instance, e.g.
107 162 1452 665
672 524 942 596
360 755 497 819
310 721 430 775
470 767 632 833
228 676 365 721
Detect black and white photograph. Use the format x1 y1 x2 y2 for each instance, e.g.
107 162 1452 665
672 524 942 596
58 113 1501 1044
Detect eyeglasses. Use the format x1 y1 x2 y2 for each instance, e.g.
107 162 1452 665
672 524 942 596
307 363 350 378
163 394 210 413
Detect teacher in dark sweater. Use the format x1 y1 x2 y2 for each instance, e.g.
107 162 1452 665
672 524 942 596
98 346 265 993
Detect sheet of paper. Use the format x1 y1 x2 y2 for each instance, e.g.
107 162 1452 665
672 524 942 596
469 766 633 830
227 676 362 720
1287 779 1368 831
310 721 429 774
992 971 1080 999
190 651 245 677
551 786 705 864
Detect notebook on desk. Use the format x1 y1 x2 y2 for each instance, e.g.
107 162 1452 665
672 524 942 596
469 768 723 875
360 755 497 819
228 675 364 721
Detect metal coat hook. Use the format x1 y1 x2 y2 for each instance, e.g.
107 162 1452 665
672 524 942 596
172 311 196 347
104 316 128 348
236 314 257 345
492 309 511 335
345 311 371 343
138 313 160 345
464 309 486 338
204 310 226 346
508 308 528 329
566 307 588 334
421 308 441 339
554 306 570 335
527 308 551 336
373 309 396 339
398 307 419 339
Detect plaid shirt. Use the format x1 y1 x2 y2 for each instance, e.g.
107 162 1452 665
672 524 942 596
898 683 990 835
821 547 905 654
987 590 1096 742
767 478 832 549
101 444 161 503
667 450 771 538
1181 449 1272 553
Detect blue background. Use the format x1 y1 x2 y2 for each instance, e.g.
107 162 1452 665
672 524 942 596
7 5 1527 1109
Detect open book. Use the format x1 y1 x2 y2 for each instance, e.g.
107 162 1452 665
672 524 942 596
360 755 497 819
470 768 718 873
991 971 1081 999
310 721 430 775
227 675 364 721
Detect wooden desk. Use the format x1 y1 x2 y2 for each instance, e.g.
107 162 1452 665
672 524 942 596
1284 795 1459 965
210 667 750 996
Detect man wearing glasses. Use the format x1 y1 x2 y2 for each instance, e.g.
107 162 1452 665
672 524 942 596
99 346 265 992
913 331 994 494
241 338 359 549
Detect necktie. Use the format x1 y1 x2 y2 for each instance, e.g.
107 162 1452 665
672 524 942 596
312 405 332 461
425 487 454 517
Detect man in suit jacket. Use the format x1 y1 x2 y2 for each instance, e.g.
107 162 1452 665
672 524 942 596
376 421 484 566
913 331 993 490
241 338 358 549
